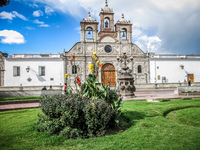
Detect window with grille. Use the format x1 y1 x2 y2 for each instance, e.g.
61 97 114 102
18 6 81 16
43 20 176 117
39 66 45 76
138 65 142 73
13 66 20 76
72 65 77 74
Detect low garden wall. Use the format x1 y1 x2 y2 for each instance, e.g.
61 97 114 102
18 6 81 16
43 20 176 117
0 86 63 97
175 86 200 95
135 82 200 89
0 90 62 97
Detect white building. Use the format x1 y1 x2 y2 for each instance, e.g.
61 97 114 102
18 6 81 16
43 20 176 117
4 54 64 87
150 54 200 84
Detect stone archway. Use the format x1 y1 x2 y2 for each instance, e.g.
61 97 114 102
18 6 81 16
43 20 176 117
101 64 116 86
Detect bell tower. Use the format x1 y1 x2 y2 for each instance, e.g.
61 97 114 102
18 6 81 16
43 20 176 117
80 12 98 42
115 14 132 43
98 0 117 41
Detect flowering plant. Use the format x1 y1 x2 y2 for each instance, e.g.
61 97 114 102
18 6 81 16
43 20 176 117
88 51 104 76
68 54 76 61
75 76 81 86
65 73 69 78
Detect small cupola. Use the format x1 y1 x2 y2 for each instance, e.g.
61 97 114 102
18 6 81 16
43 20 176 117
117 14 131 24
82 12 96 22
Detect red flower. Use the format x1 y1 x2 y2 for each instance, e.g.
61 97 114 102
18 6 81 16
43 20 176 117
76 77 80 80
71 55 76 59
99 63 104 68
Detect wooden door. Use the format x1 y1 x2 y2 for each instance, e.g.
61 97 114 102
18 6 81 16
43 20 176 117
187 74 194 82
101 64 116 86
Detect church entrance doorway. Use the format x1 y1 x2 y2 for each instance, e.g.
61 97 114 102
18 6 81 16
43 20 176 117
101 64 116 87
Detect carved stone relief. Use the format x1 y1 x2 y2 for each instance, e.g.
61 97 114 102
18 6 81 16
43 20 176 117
86 43 95 55
122 45 130 55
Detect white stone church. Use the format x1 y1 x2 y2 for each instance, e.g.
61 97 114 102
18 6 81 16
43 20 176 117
1 1 200 89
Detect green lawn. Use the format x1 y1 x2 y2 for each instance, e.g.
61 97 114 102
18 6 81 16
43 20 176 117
1 99 200 150
0 96 41 102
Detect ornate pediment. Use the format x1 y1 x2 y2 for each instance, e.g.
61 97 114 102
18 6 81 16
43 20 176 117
132 44 144 55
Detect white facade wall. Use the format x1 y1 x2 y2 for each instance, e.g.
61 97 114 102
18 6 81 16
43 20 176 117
150 56 200 83
4 56 64 87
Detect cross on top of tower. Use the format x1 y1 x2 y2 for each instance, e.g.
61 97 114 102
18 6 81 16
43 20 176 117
105 0 108 7
101 0 113 13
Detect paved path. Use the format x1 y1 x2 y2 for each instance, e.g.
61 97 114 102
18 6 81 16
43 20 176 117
0 103 40 112
0 88 200 111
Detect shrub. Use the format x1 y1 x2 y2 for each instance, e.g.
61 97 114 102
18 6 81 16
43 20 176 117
159 99 171 102
38 94 121 138
182 97 192 100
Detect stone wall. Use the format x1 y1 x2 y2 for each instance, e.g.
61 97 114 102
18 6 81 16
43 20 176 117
0 90 62 97
0 85 63 97
176 86 200 94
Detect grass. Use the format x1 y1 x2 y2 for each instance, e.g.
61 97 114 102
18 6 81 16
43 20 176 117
166 107 200 127
181 91 200 93
0 96 41 102
0 99 200 149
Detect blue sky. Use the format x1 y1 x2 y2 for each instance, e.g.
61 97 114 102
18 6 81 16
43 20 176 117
0 0 200 55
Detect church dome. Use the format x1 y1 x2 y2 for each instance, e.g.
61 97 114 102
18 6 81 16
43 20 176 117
101 0 113 13
83 12 96 22
117 14 131 24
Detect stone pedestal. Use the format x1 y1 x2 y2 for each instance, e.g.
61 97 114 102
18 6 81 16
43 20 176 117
118 75 135 97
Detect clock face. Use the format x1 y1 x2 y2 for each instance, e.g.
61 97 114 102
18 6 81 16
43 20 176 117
104 45 112 53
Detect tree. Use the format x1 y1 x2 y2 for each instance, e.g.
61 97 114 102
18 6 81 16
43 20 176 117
0 0 10 7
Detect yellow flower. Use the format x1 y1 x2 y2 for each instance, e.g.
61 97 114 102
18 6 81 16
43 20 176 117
97 60 101 64
65 73 69 78
88 64 94 71
93 51 97 56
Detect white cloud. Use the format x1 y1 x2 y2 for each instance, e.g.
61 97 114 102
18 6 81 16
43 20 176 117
0 11 28 21
12 11 28 21
39 24 50 27
29 3 38 8
33 19 50 27
45 6 54 15
0 30 26 44
25 27 35 30
0 11 15 20
33 10 43 17
33 19 44 24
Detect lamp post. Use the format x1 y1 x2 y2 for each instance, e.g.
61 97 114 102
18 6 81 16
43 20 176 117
26 66 30 73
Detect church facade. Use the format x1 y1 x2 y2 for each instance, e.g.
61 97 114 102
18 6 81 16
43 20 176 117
62 1 150 87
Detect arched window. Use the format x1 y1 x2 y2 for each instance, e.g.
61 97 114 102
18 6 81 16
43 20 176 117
104 18 110 28
86 27 93 39
138 65 142 73
121 28 127 40
72 65 77 74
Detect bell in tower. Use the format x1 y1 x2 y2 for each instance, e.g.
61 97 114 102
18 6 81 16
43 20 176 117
105 20 108 28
